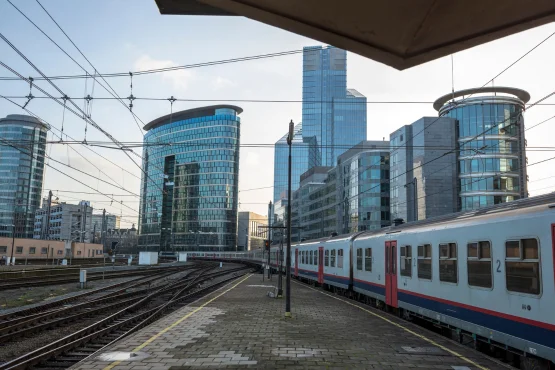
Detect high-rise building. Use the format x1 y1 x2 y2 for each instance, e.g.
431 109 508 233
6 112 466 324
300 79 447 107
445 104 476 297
138 105 242 252
273 45 367 205
434 87 529 211
0 115 48 238
302 46 367 167
237 211 268 251
33 201 93 242
290 140 390 242
389 117 458 222
336 141 391 233
273 123 315 204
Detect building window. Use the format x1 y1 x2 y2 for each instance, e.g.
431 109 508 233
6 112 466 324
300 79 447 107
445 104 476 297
29 247 36 254
417 244 432 280
0 246 6 253
364 248 372 272
400 245 412 277
467 241 492 288
16 246 23 254
356 248 363 270
330 249 336 267
439 243 457 283
57 250 63 255
77 251 82 256
325 250 329 266
41 247 48 254
505 239 540 295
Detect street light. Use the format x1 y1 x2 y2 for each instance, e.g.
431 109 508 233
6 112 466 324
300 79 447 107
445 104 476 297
285 119 293 318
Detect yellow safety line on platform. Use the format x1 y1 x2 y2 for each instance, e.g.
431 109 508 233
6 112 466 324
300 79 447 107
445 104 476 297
102 274 252 370
294 281 490 370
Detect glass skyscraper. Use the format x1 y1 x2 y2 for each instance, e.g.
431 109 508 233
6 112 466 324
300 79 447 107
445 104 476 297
434 87 529 211
0 114 48 238
302 46 367 167
273 45 367 204
138 105 241 252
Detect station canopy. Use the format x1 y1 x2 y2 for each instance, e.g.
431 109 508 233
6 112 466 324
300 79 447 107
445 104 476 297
154 0 555 70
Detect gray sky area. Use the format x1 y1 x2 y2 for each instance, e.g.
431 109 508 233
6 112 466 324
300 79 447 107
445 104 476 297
1 1 554 226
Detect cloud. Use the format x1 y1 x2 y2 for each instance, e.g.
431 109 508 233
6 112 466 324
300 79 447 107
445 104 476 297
134 55 194 90
211 76 235 90
245 151 260 166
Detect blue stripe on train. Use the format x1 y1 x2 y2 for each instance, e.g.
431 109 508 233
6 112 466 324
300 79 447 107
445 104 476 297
398 291 555 350
353 280 386 296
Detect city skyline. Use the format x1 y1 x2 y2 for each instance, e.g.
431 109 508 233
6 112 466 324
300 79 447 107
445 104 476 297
0 0 554 221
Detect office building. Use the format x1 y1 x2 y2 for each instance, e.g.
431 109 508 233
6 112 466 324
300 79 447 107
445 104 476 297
434 87 529 211
91 214 120 233
336 141 391 233
390 117 458 222
33 201 93 242
237 212 268 251
138 105 242 252
290 140 390 242
0 115 48 238
273 46 367 205
302 46 367 167
273 123 315 204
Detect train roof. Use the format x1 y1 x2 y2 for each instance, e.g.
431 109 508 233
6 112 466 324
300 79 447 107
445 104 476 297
355 193 555 241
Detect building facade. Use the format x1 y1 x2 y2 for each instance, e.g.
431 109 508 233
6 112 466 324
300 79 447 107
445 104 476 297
104 226 138 255
390 117 458 222
138 105 242 252
302 46 367 167
290 140 391 242
91 214 120 235
0 115 48 239
273 123 316 205
336 141 391 233
33 201 93 242
237 212 268 251
434 87 529 211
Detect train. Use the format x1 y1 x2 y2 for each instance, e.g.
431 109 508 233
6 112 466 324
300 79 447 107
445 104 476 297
189 194 555 369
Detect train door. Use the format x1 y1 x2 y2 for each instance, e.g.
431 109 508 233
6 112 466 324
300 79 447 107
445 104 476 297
294 248 299 277
318 246 324 284
385 241 398 307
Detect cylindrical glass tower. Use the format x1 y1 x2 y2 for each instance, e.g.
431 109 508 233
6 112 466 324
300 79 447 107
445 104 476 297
434 87 529 211
0 114 49 238
138 105 242 252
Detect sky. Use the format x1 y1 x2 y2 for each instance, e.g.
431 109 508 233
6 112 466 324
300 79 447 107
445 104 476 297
0 1 554 227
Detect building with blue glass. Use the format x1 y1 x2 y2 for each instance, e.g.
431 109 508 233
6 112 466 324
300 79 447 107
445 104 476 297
302 46 367 167
138 105 242 252
434 87 529 211
0 114 48 239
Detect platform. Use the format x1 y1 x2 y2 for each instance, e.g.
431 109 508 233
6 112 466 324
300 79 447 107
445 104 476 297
76 274 510 370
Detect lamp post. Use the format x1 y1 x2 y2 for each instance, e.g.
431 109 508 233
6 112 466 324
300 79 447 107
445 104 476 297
285 119 293 318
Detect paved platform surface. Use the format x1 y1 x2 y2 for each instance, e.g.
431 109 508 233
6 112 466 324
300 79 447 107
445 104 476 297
77 274 510 370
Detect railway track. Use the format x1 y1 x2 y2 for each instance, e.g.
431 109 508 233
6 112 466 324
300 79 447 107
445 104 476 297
0 264 252 370
0 264 193 291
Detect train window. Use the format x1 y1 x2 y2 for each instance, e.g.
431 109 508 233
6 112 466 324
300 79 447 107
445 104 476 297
310 251 314 265
356 248 363 270
439 243 458 283
325 250 329 266
505 238 540 295
467 241 492 288
400 246 412 277
417 244 432 280
303 251 306 264
365 248 372 272
331 249 336 267
314 250 318 265
338 249 344 268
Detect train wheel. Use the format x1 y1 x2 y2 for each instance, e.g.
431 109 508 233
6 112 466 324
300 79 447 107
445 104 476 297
520 356 549 370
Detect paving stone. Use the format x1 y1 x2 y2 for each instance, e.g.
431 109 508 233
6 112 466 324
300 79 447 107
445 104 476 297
73 274 507 370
